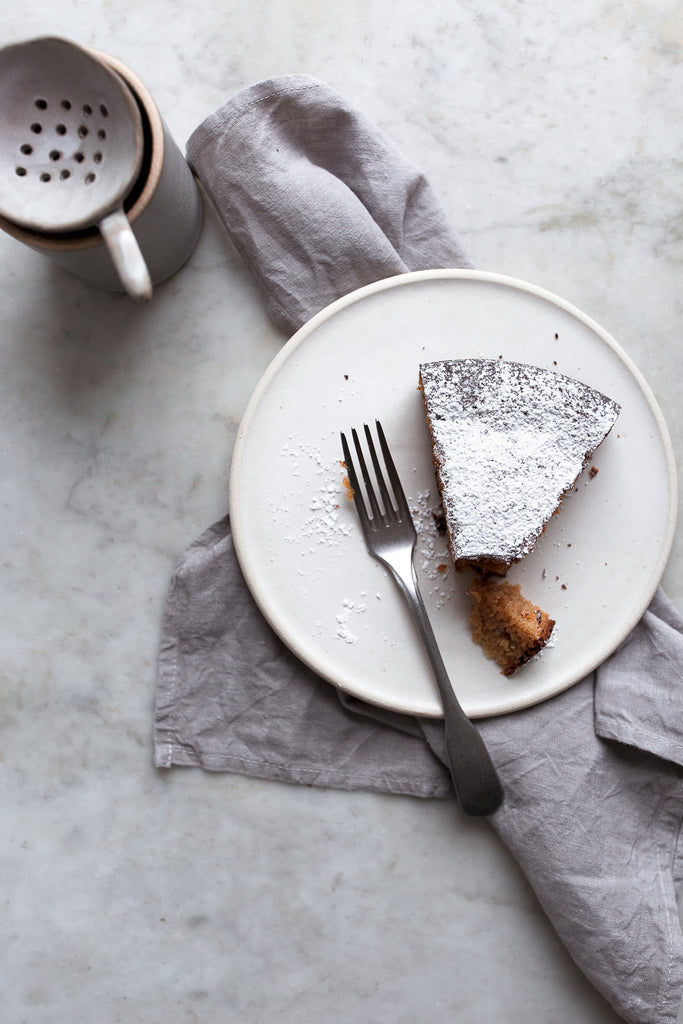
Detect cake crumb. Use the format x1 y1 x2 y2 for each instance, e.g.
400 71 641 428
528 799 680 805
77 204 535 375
469 578 555 675
342 475 354 501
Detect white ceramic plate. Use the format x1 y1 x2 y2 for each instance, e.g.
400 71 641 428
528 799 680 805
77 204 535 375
229 270 677 718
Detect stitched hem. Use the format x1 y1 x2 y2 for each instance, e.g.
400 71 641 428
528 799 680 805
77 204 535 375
596 711 683 771
153 739 451 800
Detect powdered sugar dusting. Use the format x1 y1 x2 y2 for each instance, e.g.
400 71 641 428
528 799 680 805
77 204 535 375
332 594 374 644
279 437 398 646
278 438 352 548
410 488 455 608
419 359 620 565
335 597 361 644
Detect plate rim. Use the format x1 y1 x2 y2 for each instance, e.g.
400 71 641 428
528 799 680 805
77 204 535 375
229 269 678 717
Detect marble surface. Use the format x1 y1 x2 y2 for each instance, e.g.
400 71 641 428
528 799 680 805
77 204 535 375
2 2 681 1022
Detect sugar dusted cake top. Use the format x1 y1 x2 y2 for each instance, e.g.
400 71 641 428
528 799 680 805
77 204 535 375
419 358 621 570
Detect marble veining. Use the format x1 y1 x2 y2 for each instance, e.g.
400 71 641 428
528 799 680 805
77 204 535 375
1 2 680 1022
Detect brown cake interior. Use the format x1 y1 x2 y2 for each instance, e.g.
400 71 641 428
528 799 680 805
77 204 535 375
469 577 555 676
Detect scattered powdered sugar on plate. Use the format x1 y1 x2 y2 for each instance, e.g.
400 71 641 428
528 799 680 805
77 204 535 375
278 437 353 550
329 484 454 644
330 584 407 648
333 595 368 644
279 436 377 644
409 487 455 609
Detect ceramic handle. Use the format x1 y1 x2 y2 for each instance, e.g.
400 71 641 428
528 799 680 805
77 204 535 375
98 207 152 301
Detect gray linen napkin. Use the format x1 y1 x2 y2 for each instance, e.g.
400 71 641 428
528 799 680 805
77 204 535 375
157 76 683 1023
185 74 471 334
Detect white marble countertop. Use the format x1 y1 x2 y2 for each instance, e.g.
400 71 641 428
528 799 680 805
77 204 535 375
2 3 681 1022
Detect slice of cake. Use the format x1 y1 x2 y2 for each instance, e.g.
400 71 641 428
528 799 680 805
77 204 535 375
419 359 620 575
469 578 555 675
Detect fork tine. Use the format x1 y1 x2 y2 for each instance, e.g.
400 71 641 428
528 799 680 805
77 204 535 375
351 427 383 522
340 430 370 530
375 419 410 519
364 423 396 520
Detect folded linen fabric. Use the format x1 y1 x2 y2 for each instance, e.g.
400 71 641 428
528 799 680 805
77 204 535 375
186 74 471 334
157 75 683 1023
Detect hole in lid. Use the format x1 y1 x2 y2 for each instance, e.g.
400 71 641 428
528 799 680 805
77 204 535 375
74 152 85 163
97 129 107 141
30 122 42 134
99 104 109 117
34 98 47 110
84 172 96 184
78 125 88 138
40 172 51 182
93 152 102 164
61 99 72 110
15 166 27 176
82 104 93 116
49 150 62 161
20 144 33 155
60 169 71 180
56 124 67 136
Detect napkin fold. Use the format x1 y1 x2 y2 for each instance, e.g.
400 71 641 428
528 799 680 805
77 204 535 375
186 75 471 334
158 75 683 1023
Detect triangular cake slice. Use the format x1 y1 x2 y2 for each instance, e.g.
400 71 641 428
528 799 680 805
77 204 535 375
419 359 620 575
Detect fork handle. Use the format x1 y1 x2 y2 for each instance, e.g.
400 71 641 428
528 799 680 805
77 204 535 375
386 557 504 816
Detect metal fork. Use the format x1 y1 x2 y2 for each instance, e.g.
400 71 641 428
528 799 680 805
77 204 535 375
340 421 504 816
